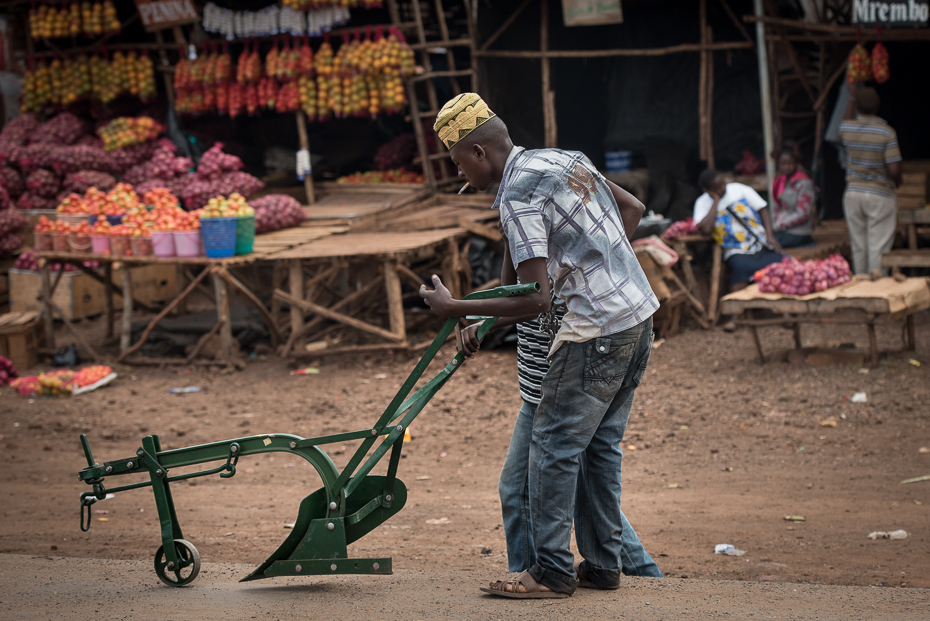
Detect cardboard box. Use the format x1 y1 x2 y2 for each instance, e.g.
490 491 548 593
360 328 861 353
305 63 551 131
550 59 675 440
9 264 177 320
0 311 41 371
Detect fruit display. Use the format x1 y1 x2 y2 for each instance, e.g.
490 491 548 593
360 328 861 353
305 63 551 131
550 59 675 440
30 1 120 38
336 169 425 184
98 117 165 152
9 364 114 397
30 112 86 146
871 42 890 84
251 194 306 234
848 44 872 84
0 207 27 257
197 192 255 218
0 356 17 387
755 255 852 296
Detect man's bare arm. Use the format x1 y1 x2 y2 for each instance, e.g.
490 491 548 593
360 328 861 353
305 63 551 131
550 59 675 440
605 179 645 239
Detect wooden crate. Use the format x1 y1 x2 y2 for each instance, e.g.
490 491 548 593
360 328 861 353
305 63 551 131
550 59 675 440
9 269 106 320
0 311 40 371
9 264 176 320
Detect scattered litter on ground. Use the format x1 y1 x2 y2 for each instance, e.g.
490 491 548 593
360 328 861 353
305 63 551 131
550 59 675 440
851 392 868 403
868 530 907 540
425 517 450 525
289 368 320 376
919 447 929 454
820 418 838 427
96 517 108 522
908 359 921 367
283 522 295 529
667 483 679 489
858 368 869 374
416 475 431 480
652 338 665 349
168 386 200 393
900 474 930 485
784 515 806 522
715 544 746 556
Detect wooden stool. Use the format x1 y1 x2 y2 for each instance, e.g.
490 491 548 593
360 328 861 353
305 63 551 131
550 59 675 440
0 311 41 372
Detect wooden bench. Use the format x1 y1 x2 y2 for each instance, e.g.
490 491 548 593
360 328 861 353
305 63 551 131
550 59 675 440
884 208 930 274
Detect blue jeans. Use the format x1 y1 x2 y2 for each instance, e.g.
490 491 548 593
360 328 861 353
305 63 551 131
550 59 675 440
499 401 663 578
527 317 654 594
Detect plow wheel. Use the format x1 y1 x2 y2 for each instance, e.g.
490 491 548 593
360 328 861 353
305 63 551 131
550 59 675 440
154 539 201 587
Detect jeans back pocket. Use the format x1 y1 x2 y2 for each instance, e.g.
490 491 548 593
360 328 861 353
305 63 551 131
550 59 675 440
583 338 637 402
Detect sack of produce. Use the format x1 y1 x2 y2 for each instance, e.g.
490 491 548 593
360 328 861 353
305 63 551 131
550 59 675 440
847 44 872 84
871 42 889 84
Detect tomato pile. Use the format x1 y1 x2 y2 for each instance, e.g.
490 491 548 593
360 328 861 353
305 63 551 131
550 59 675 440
336 169 425 184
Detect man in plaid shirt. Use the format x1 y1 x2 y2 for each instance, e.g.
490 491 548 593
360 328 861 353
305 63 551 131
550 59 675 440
421 94 658 598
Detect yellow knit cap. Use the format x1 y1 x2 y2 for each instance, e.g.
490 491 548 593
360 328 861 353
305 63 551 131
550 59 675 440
433 93 496 150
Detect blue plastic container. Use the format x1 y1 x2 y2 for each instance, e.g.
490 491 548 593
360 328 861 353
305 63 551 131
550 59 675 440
106 215 124 226
201 217 238 258
605 150 632 174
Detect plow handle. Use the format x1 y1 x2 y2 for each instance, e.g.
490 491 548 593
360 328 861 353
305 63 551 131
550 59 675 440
80 434 96 468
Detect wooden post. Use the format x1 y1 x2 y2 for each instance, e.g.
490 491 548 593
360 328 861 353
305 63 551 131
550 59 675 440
288 259 305 354
698 0 709 163
814 41 826 158
175 264 188 315
540 0 557 148
705 24 716 169
708 243 722 325
212 271 234 364
295 111 316 205
383 260 406 342
120 266 133 352
867 322 879 368
104 263 114 339
271 261 285 333
749 311 766 363
906 314 917 352
407 81 438 193
39 263 56 349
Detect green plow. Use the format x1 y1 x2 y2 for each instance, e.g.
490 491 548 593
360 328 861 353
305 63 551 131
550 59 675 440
76 283 538 587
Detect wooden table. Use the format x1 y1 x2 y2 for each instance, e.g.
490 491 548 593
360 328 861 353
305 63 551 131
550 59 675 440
720 277 930 367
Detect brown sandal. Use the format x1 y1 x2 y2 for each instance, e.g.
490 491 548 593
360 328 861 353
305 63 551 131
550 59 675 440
480 570 570 599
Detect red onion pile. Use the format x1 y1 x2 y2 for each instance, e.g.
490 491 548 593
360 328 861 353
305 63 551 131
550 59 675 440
252 195 307 234
25 168 60 198
662 218 698 241
756 255 852 296
0 166 25 198
29 112 87 146
0 207 27 257
15 192 55 211
64 170 117 194
12 248 100 272
0 355 17 387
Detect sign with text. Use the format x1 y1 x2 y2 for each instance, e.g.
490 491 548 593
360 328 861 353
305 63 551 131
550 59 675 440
851 0 929 26
562 0 624 27
133 0 199 32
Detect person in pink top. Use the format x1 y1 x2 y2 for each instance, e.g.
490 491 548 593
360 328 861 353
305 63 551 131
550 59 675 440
771 147 816 248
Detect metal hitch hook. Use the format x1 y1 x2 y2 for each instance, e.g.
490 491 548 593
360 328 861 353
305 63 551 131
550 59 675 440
80 493 98 532
219 443 240 479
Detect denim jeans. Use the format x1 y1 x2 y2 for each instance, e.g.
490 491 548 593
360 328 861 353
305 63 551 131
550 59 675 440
527 317 654 594
499 401 663 578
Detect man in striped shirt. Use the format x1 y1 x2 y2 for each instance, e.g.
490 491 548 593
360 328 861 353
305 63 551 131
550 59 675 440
838 87 903 275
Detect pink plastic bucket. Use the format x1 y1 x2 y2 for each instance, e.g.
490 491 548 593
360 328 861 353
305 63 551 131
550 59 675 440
152 231 176 258
91 235 111 254
173 230 201 258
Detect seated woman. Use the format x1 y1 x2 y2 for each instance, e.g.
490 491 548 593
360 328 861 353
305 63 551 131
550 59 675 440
771 148 816 248
694 169 785 330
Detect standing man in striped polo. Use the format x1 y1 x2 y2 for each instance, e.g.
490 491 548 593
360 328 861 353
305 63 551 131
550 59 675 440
838 87 903 275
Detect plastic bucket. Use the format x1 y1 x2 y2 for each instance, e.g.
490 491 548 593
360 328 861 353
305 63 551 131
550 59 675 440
235 215 256 255
91 235 111 254
112 235 132 256
605 150 632 174
173 230 202 258
130 236 154 257
52 232 70 252
152 231 176 258
58 213 89 226
68 234 92 254
34 231 54 251
106 214 124 226
201 217 237 258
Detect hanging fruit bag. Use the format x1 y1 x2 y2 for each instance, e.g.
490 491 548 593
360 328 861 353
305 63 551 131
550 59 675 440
847 44 872 84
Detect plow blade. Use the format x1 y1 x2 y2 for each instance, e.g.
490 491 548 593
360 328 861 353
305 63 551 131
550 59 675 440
241 475 407 581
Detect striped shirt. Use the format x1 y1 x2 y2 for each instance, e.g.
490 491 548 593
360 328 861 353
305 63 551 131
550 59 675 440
516 303 566 405
838 115 902 198
494 147 659 356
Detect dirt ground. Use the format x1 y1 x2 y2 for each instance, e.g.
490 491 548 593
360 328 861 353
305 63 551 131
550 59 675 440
1 310 928 593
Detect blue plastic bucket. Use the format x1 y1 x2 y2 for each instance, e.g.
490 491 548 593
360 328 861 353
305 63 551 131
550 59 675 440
201 217 237 258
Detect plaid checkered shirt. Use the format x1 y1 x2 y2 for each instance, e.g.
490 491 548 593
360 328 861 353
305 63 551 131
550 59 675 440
494 147 659 356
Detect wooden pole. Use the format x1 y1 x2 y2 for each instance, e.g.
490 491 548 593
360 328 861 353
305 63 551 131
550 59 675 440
407 81 438 192
383 260 406 341
274 290 406 343
476 40 753 58
480 0 533 51
120 267 133 352
753 0 776 187
706 24 716 170
39 263 56 349
216 266 283 347
699 0 709 163
288 259 305 353
768 40 783 155
212 271 235 364
104 263 114 339
295 111 316 205
541 0 556 148
814 41 826 169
